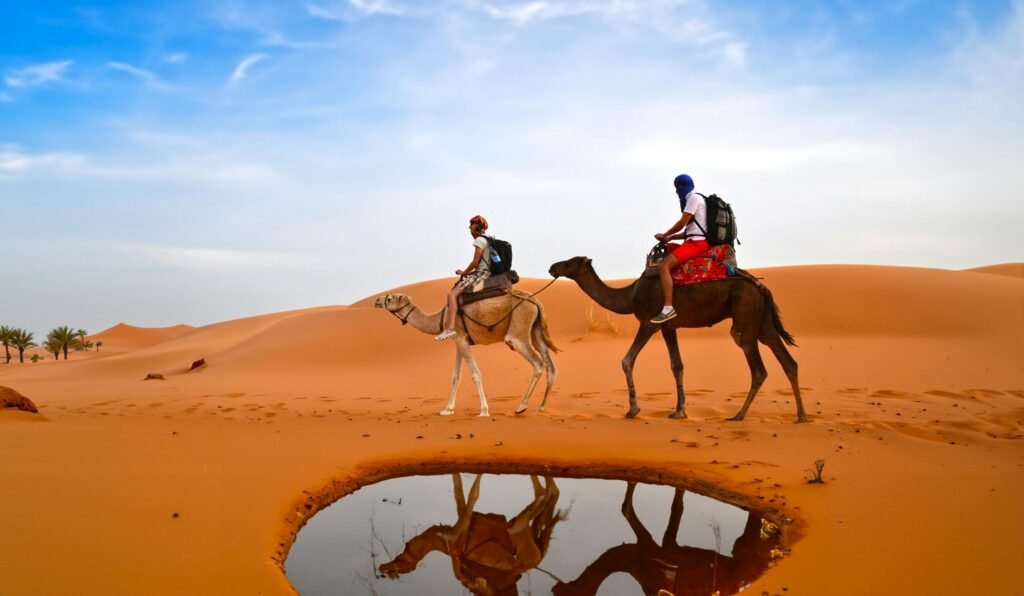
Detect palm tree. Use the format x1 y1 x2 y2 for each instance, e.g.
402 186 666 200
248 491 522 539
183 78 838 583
47 326 81 360
44 337 62 361
0 325 14 364
75 329 93 352
96 340 104 353
10 329 36 363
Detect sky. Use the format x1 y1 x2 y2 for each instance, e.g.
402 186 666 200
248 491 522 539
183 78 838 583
1 0 1022 335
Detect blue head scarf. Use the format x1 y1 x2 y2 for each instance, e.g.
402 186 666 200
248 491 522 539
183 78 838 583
673 174 694 210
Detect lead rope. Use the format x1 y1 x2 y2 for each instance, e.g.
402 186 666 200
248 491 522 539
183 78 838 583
458 277 559 332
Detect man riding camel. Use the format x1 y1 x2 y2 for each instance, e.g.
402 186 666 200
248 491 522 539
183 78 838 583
650 174 709 324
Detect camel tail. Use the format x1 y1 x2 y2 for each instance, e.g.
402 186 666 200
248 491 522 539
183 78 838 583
736 268 797 348
765 286 794 348
513 289 561 353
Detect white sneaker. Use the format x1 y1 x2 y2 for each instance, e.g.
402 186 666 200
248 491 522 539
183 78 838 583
434 329 457 341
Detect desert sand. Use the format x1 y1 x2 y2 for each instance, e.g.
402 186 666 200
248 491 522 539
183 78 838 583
1 263 1022 595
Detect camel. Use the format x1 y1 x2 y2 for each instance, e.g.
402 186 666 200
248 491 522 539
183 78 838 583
374 291 559 416
552 482 775 596
548 257 806 422
379 474 567 596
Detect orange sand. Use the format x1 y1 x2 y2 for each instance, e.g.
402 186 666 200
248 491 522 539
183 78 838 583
1 263 1022 595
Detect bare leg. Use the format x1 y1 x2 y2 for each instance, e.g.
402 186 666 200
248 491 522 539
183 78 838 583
622 323 659 418
460 340 489 417
621 482 656 547
658 254 679 307
440 348 463 416
445 286 465 331
452 474 482 535
661 327 687 419
453 473 466 514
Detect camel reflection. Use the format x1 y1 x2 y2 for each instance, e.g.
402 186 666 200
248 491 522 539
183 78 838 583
553 482 776 596
379 474 566 596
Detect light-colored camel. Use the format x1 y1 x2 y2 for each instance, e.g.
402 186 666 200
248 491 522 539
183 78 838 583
379 474 566 595
374 291 559 416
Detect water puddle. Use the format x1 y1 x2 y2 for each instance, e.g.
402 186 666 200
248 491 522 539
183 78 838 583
286 473 781 595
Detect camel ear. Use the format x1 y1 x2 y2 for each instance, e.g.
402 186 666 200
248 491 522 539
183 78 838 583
583 257 592 265
373 295 386 308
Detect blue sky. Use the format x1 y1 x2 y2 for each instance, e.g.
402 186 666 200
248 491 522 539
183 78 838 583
2 0 1022 334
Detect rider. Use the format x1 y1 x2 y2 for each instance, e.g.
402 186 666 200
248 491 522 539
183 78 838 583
435 215 492 341
650 174 710 324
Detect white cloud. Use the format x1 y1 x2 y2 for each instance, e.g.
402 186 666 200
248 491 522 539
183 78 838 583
307 0 407 19
137 245 321 272
723 41 747 67
0 92 12 102
166 53 188 64
106 62 168 90
229 54 268 84
0 145 85 176
4 60 73 88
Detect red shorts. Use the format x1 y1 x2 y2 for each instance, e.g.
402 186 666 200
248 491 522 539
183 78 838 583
670 239 710 263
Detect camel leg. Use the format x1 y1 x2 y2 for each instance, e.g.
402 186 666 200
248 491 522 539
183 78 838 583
532 322 557 412
662 488 685 548
621 481 657 548
622 323 659 418
661 327 687 419
508 335 545 415
459 340 490 417
761 329 807 423
440 348 464 416
453 473 467 515
727 327 768 422
452 474 482 536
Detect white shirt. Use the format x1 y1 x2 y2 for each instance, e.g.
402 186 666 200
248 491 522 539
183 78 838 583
472 236 491 273
681 191 707 241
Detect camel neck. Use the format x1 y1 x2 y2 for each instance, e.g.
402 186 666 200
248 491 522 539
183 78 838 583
574 266 637 315
405 306 445 334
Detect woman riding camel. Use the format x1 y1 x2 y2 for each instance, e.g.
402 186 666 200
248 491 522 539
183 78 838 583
435 215 492 341
651 173 710 324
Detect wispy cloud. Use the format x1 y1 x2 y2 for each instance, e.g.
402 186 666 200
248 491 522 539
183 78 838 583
307 0 407 19
106 61 168 90
4 60 73 88
0 145 85 176
229 54 268 85
0 92 12 102
166 53 188 64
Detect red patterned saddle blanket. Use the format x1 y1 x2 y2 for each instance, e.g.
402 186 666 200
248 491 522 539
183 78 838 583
666 243 734 286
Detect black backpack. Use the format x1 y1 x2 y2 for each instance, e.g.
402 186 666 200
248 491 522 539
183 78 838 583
483 236 513 275
695 193 739 247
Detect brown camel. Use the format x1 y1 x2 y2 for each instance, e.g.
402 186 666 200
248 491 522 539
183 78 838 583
375 291 559 416
548 257 806 422
552 481 776 596
379 474 567 596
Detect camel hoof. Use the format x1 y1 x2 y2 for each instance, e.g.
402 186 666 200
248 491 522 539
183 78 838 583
796 415 809 424
668 411 687 419
539 406 546 413
515 406 527 415
726 415 744 422
478 412 490 417
440 409 455 416
625 408 641 418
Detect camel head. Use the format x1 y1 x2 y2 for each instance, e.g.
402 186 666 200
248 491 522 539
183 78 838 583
548 257 592 280
374 293 413 313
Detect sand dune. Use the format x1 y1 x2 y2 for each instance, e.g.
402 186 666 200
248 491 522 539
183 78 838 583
966 262 1024 278
0 263 1021 595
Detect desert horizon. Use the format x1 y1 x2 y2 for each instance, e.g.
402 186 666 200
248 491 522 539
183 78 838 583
3 260 1023 594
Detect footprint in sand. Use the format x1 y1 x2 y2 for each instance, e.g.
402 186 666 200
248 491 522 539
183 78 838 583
839 388 868 394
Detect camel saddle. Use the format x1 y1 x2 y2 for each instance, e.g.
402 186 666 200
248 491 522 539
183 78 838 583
459 271 519 306
644 244 737 286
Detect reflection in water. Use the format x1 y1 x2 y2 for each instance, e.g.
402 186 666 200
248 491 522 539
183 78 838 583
553 482 775 596
286 474 782 596
380 474 566 596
